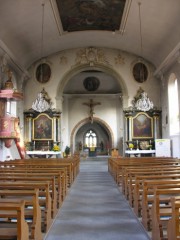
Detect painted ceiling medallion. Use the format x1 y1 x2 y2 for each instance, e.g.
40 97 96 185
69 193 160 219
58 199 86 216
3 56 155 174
83 77 100 91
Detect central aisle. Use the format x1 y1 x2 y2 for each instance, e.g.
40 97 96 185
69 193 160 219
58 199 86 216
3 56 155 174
45 157 150 240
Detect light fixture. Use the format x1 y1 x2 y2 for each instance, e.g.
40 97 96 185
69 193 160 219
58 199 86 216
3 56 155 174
40 2 45 83
132 2 148 83
177 49 180 64
138 2 143 60
35 3 51 84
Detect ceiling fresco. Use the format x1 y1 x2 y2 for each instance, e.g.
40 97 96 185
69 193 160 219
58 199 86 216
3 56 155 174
56 0 126 32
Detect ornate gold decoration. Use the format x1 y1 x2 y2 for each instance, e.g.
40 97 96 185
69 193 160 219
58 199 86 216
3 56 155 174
75 47 109 66
59 55 68 64
132 87 153 112
115 53 125 65
4 70 14 89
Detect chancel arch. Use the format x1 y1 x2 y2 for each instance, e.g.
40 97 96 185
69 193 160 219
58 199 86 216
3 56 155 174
56 61 129 108
70 117 114 156
56 57 127 153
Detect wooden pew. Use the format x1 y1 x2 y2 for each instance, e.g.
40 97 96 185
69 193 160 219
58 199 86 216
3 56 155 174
131 170 180 214
167 197 180 240
151 188 180 240
0 157 79 187
108 157 179 186
0 188 42 240
0 170 59 214
10 156 80 181
0 168 66 209
141 179 180 230
128 170 180 208
0 182 52 232
0 200 29 240
123 165 180 198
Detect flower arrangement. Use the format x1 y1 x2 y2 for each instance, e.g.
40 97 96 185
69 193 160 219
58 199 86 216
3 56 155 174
65 146 70 155
129 143 134 149
53 144 60 151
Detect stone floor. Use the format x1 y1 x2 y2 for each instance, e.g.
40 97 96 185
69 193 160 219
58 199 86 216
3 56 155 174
44 157 150 240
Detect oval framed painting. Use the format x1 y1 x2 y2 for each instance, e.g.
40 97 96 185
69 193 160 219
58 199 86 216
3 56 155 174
132 62 148 83
36 63 51 84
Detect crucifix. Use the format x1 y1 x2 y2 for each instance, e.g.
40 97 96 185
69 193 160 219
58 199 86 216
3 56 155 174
83 99 101 123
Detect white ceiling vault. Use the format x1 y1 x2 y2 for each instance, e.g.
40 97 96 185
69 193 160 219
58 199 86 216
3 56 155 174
0 0 180 76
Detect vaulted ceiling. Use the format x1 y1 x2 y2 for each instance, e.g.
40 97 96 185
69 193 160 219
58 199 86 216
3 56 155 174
0 0 180 75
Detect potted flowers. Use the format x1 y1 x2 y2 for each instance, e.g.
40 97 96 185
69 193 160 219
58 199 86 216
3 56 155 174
128 143 134 150
53 144 60 152
64 146 70 157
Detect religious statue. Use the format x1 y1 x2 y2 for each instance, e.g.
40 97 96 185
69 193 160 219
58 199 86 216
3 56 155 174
135 91 153 111
132 88 154 112
32 92 50 112
4 70 14 89
83 99 101 123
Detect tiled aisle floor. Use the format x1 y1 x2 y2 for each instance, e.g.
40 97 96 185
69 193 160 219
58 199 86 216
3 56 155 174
45 157 150 240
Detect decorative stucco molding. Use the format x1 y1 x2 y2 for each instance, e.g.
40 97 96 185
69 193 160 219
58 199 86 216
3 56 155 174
75 47 109 66
114 53 125 65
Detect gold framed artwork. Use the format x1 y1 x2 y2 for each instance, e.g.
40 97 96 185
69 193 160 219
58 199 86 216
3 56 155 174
36 63 51 83
132 112 153 139
33 113 53 140
132 62 148 83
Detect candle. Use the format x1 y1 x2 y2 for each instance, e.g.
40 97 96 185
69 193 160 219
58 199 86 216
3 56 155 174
48 141 49 146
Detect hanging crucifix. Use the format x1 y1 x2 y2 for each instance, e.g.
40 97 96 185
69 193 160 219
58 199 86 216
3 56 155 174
83 99 101 124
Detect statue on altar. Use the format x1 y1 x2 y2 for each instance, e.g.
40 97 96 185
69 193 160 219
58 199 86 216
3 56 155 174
32 89 51 112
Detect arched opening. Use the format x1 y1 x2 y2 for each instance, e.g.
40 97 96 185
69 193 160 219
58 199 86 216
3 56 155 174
71 117 114 156
168 73 179 136
58 62 126 156
75 121 111 156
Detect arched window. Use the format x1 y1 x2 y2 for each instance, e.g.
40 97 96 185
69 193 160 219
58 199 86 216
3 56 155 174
168 73 179 135
84 129 97 147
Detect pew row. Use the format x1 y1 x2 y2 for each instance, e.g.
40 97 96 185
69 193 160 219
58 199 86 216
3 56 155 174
0 182 52 233
0 188 42 240
0 200 29 240
167 197 180 240
151 188 180 240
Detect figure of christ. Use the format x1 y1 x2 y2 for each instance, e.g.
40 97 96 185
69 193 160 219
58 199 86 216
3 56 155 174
83 99 101 123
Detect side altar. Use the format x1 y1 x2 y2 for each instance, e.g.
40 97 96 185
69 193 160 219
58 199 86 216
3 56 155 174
24 88 61 155
123 88 161 156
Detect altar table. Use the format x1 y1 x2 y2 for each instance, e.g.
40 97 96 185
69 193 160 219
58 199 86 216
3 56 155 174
26 151 61 158
125 149 156 157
